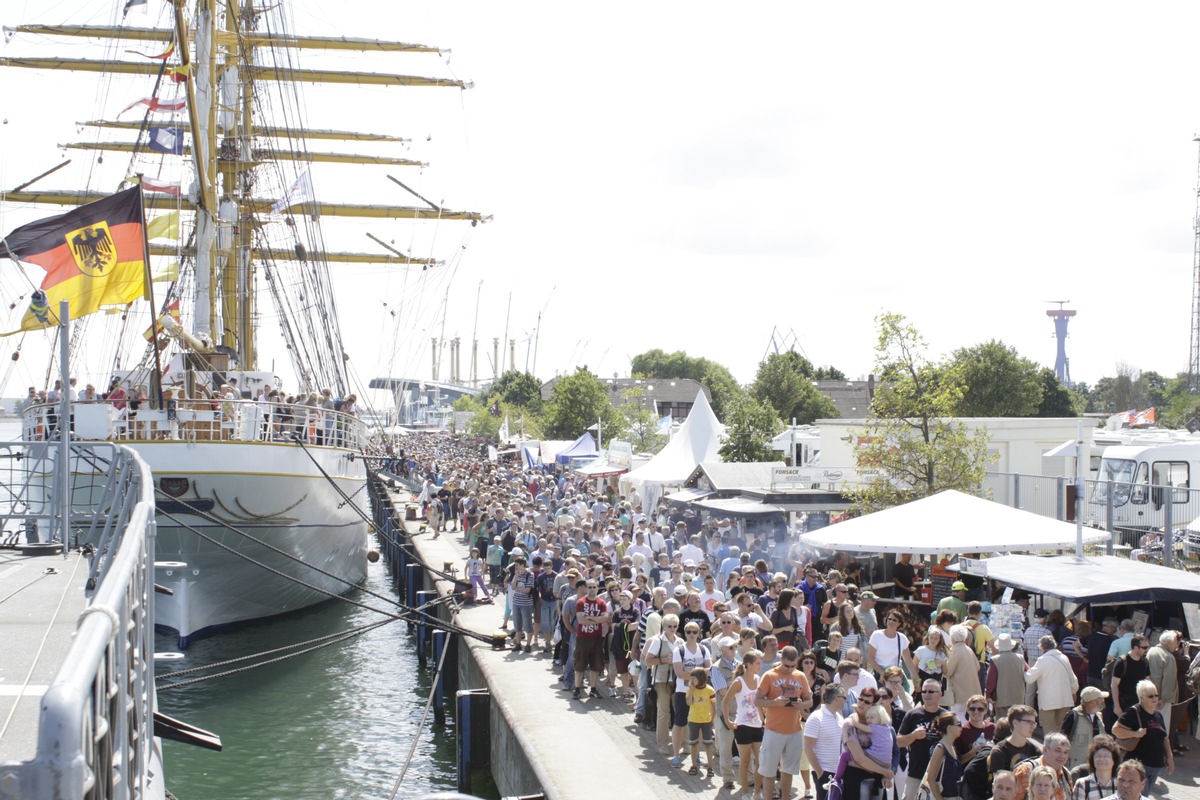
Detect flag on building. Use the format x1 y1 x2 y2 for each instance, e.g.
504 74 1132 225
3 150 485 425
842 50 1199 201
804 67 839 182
499 414 510 443
271 169 314 214
148 127 185 155
0 187 148 334
143 299 181 341
119 96 187 116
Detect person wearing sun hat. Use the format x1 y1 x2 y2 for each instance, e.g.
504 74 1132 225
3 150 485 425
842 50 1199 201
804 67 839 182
936 579 969 624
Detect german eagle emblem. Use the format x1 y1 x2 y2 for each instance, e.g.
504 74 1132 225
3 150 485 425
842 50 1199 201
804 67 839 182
66 221 117 277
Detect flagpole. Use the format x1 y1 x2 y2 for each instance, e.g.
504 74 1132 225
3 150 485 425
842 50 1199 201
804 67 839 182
137 185 166 410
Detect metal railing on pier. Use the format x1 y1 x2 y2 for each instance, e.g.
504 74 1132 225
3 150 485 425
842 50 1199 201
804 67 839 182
0 442 159 800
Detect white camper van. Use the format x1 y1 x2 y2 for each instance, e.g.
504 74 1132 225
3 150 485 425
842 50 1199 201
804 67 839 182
1087 441 1200 534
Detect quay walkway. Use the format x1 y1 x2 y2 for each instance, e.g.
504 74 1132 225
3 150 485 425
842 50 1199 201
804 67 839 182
382 484 1200 800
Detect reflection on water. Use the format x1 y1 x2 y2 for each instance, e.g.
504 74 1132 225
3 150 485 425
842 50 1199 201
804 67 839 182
156 556 488 799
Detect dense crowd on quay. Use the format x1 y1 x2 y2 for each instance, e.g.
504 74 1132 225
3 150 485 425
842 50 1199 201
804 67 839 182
396 433 1194 800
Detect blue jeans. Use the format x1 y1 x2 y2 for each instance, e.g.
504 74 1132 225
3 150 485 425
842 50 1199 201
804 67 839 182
1145 766 1161 789
634 665 651 717
561 634 577 689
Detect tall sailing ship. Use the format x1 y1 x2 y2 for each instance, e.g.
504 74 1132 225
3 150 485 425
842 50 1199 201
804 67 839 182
1 1 484 645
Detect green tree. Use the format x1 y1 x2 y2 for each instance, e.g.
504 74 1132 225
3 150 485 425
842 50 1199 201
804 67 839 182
541 367 625 441
631 349 745 420
1034 368 1078 417
947 339 1043 417
452 395 543 440
620 387 668 454
751 352 839 424
813 365 847 380
488 370 543 411
718 394 782 462
846 313 995 513
1090 363 1163 414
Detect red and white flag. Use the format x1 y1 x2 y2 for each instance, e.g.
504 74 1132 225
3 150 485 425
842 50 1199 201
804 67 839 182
119 96 187 116
139 177 181 196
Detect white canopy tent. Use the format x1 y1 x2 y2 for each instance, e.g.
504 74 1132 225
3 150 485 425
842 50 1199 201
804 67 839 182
620 391 723 513
799 489 1109 554
959 554 1200 605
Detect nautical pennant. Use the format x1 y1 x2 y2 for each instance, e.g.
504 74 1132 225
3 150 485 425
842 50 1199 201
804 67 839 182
148 127 185 155
138 177 182 196
147 212 180 240
119 96 187 116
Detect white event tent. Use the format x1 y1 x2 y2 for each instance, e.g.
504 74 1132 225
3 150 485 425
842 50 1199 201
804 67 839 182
799 489 1109 554
619 391 723 513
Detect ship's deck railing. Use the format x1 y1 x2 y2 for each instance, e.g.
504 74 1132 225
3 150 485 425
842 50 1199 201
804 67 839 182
21 398 368 450
0 442 158 799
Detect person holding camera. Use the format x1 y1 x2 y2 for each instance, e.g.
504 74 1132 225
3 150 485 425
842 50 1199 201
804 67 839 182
755 645 813 800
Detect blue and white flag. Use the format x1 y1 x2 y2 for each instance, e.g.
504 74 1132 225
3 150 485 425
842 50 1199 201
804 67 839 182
655 414 672 435
147 127 184 155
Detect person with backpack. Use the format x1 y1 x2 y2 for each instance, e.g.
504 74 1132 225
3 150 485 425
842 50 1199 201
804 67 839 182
643 610 682 755
1059 686 1107 771
964 602 995 686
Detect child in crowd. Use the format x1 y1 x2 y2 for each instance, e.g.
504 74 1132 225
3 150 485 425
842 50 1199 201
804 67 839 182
836 699 895 789
486 536 505 585
466 548 490 602
685 667 716 778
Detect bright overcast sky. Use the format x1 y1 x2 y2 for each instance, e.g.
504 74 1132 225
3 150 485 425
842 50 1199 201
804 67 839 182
2 1 1199 401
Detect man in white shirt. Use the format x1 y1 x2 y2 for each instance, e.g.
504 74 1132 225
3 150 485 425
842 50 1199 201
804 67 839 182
678 535 705 568
646 522 667 556
625 530 654 568
803 685 849 800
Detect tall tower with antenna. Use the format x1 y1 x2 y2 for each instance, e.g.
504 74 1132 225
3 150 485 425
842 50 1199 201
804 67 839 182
1189 136 1200 391
1046 301 1076 386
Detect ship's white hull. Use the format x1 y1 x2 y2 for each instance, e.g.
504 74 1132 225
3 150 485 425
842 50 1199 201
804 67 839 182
130 438 369 645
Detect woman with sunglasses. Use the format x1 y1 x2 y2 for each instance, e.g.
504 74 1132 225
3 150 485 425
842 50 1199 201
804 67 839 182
643 612 682 756
670 622 712 767
1112 679 1174 789
953 694 995 765
840 688 897 800
723 649 765 800
868 612 919 683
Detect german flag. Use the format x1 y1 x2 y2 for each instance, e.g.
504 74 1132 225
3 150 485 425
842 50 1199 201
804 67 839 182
0 187 148 334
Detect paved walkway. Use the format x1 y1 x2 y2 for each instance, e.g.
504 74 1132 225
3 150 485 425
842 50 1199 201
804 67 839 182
388 485 1200 800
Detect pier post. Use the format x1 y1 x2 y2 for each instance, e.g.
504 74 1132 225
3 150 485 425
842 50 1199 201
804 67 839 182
455 689 491 795
416 589 437 668
405 563 422 624
432 630 447 722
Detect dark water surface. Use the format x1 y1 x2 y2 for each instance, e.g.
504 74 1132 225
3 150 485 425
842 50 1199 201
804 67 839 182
155 555 493 799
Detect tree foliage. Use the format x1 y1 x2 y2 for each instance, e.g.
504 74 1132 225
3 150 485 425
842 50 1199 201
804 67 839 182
750 352 839 424
488 370 544 411
630 349 744 420
947 339 1044 417
541 367 626 441
620 387 668 454
1034 368 1078 417
718 394 782 462
846 313 995 513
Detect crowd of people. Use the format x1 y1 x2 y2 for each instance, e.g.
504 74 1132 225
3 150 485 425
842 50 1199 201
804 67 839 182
398 433 1191 800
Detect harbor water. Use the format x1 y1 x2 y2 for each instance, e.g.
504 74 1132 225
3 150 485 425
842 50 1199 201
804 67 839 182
155 542 494 800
